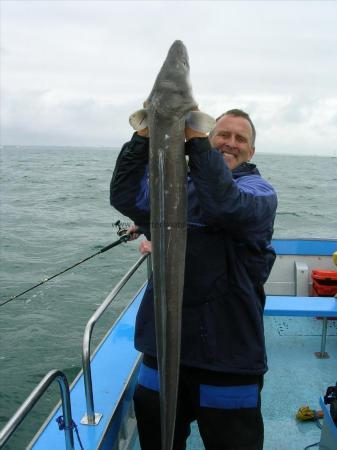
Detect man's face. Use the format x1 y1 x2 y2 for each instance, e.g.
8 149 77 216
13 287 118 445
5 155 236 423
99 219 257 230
209 114 255 170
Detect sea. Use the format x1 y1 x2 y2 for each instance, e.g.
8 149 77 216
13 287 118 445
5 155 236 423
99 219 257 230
0 145 336 449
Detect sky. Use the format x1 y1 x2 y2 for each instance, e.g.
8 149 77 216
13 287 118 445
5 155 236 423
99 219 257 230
1 0 337 155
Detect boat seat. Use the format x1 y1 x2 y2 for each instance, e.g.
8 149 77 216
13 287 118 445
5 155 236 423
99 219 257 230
265 295 337 317
264 295 337 358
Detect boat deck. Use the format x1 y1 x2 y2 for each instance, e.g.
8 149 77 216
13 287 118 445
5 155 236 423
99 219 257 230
131 315 337 450
262 316 336 450
12 240 336 450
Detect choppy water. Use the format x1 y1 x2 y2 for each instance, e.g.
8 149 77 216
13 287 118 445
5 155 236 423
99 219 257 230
0 146 336 449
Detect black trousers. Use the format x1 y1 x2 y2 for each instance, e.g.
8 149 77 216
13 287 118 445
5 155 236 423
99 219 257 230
133 355 264 450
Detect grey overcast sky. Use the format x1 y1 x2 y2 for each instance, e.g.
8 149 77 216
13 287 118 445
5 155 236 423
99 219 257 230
1 0 337 155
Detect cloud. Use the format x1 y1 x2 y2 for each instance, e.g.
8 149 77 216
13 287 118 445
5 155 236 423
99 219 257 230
3 89 336 156
1 1 337 155
1 88 142 146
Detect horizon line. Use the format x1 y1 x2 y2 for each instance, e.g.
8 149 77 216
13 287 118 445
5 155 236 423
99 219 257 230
1 144 336 158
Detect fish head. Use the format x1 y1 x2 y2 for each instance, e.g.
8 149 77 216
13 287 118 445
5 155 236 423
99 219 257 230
146 40 198 119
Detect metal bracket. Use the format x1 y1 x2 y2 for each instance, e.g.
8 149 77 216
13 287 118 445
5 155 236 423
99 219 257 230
294 261 309 296
80 412 103 425
314 317 330 359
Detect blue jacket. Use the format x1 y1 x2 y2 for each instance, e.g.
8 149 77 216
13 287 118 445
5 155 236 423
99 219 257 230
110 133 277 375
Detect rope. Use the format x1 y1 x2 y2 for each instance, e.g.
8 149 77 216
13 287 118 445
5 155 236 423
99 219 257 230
297 406 322 450
56 415 84 450
304 442 320 450
296 406 323 422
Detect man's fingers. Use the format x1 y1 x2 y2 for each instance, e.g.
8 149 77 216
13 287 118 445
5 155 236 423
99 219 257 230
129 232 140 241
126 225 140 240
139 240 152 254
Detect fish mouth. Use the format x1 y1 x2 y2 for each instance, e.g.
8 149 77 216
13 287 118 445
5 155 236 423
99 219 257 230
145 40 196 118
169 40 189 63
165 41 191 77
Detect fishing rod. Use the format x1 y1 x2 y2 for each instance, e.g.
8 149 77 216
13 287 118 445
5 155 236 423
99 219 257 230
0 221 136 308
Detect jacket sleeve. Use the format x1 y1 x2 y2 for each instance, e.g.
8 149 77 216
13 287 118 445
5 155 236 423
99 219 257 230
110 133 150 227
187 138 277 230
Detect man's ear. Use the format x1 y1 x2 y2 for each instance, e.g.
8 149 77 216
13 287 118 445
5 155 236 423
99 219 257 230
249 146 255 161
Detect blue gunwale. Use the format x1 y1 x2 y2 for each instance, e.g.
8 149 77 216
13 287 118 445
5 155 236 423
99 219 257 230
272 238 337 256
29 284 146 450
319 397 337 441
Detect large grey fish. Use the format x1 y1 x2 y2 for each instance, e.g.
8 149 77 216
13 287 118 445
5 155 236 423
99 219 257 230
130 41 214 450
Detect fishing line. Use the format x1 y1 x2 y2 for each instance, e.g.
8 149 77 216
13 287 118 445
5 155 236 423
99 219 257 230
0 221 134 308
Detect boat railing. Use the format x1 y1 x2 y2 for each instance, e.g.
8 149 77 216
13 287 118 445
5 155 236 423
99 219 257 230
81 253 151 425
0 370 74 450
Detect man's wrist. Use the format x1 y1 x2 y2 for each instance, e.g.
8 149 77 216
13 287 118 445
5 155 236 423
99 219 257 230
185 137 211 155
132 131 149 143
137 128 149 138
185 127 207 141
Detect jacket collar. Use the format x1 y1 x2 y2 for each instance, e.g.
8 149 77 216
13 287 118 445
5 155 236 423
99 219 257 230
232 162 260 179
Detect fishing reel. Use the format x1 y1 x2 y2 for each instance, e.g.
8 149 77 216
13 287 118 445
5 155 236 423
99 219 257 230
114 220 130 242
324 382 337 425
113 220 144 243
114 220 128 237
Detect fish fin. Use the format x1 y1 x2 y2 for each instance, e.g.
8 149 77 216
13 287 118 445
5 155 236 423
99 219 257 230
186 110 216 134
129 109 148 131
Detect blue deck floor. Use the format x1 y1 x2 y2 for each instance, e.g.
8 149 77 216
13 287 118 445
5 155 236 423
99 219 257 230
134 316 337 450
261 316 336 450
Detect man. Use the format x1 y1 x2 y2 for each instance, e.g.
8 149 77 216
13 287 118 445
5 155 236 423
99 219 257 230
110 109 277 450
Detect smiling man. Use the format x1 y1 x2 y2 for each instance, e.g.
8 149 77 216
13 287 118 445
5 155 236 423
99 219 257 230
110 108 278 450
209 109 255 169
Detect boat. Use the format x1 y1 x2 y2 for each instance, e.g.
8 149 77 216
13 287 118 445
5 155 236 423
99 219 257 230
0 238 336 450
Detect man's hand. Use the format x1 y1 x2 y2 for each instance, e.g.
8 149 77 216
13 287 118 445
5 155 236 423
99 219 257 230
137 128 149 138
127 225 141 241
185 126 207 141
139 239 152 254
